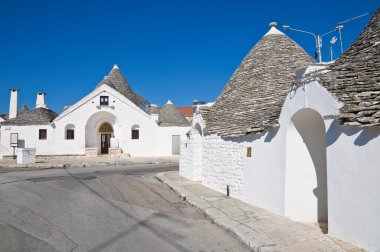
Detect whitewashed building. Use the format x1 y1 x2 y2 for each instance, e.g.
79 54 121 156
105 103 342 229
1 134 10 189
0 65 190 158
180 9 380 252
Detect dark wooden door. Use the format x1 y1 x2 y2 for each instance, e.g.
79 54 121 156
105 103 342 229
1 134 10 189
101 134 111 154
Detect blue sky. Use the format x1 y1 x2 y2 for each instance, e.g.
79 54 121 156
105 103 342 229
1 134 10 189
0 0 378 114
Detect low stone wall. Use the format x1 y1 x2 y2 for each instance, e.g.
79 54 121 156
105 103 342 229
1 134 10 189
17 148 36 164
202 134 245 198
85 148 98 158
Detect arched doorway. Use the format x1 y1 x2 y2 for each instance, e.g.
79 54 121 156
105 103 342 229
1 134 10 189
285 109 328 229
85 111 117 155
99 122 114 154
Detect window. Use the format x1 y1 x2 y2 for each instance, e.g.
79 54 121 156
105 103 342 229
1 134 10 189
39 129 47 140
65 124 75 140
66 129 74 139
132 129 139 139
131 124 140 139
100 96 109 106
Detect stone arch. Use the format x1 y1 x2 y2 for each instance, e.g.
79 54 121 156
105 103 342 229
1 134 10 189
285 108 328 227
85 111 117 154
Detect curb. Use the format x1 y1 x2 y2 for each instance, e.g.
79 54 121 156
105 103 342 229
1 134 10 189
156 172 283 252
0 161 179 170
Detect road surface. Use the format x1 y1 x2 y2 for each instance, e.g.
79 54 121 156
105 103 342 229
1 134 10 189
0 164 249 251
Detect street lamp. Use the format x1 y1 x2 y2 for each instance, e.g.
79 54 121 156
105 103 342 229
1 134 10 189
282 25 338 63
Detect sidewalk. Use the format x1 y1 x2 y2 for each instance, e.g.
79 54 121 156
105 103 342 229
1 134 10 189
156 171 364 252
0 156 179 169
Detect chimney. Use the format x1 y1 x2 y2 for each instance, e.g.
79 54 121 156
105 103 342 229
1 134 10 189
36 92 48 109
9 89 19 119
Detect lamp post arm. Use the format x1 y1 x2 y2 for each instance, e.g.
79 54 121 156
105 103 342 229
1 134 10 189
287 27 318 48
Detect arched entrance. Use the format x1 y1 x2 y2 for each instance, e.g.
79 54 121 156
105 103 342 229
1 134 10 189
85 111 117 155
285 109 328 229
99 122 114 154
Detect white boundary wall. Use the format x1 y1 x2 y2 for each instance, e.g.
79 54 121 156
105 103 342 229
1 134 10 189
180 66 380 251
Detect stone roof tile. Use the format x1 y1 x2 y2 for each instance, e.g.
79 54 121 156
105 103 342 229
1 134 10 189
320 8 380 126
157 101 190 127
2 106 57 125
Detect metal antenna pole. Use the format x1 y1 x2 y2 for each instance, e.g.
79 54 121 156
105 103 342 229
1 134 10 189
338 28 344 54
317 35 322 63
336 12 370 54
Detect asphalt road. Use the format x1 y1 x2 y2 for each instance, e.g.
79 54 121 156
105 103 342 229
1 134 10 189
0 164 249 252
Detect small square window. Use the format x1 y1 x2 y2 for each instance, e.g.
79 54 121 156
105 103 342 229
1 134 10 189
39 129 47 140
100 96 109 106
66 129 74 140
132 129 139 139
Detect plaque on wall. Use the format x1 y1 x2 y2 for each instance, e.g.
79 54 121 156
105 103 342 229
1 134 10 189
10 133 18 147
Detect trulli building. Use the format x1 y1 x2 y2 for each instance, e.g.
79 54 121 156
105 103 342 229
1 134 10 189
180 9 380 252
0 65 190 158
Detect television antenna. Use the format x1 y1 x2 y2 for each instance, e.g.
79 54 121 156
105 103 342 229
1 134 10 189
336 12 371 54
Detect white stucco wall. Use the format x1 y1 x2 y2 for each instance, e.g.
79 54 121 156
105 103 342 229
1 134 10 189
0 85 190 157
179 127 203 180
179 115 204 181
325 121 380 251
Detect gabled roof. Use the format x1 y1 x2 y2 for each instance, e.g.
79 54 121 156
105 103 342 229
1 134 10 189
320 8 380 126
204 24 314 137
178 107 194 117
54 84 151 122
2 105 57 125
96 65 150 110
158 101 191 127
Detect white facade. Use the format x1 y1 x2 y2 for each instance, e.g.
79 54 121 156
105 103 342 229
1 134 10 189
180 66 380 251
0 84 190 158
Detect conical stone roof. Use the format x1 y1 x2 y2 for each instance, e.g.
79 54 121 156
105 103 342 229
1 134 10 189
2 107 57 125
204 25 314 137
146 104 160 114
158 101 191 127
96 65 150 110
320 8 380 126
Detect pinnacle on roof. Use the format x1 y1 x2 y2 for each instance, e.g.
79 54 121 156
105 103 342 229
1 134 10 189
96 65 150 110
204 23 314 137
264 22 285 36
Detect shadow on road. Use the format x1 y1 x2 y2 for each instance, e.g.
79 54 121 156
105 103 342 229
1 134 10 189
63 168 191 252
